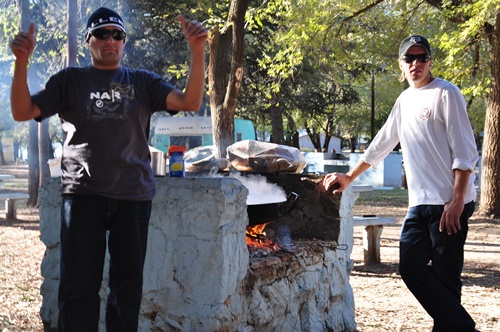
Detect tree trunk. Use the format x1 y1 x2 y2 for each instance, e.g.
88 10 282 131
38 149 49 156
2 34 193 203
13 139 19 162
371 71 375 140
208 0 249 158
67 0 77 67
39 120 51 188
479 12 500 217
18 0 39 207
0 135 5 165
28 121 39 207
208 27 233 158
323 135 332 152
350 137 357 153
313 133 321 151
305 126 321 151
292 131 299 148
270 101 285 145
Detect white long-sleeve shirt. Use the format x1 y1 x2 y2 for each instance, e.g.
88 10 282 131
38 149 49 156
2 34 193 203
361 78 478 207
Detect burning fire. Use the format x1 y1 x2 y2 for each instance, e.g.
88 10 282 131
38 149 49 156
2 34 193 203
246 223 280 252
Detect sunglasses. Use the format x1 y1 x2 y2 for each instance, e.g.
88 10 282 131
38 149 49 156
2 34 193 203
90 28 126 41
401 54 431 63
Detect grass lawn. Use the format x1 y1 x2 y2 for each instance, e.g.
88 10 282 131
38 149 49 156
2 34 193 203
354 188 409 207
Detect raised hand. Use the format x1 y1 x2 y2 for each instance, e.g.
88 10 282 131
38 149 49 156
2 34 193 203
10 23 36 65
177 15 208 51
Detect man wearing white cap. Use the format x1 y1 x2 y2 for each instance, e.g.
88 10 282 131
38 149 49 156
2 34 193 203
323 35 479 332
10 7 208 332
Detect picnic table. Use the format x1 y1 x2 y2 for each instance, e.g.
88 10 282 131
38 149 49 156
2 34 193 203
0 174 14 188
353 215 398 264
0 174 28 219
352 185 398 264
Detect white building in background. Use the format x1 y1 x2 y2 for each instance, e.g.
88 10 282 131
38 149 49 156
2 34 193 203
298 129 342 153
349 152 403 188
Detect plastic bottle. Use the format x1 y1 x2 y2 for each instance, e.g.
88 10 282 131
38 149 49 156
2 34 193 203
168 145 187 177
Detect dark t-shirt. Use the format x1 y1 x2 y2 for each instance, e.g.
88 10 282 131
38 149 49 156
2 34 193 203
32 66 175 200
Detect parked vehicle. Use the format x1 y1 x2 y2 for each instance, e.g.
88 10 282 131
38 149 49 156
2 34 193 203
152 116 255 152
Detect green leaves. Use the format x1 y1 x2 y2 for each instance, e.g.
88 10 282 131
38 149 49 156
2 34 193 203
1 0 496 151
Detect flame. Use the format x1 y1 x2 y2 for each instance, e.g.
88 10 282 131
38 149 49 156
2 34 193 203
246 223 280 251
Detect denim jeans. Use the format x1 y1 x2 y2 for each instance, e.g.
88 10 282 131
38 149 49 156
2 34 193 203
399 201 476 332
58 194 151 332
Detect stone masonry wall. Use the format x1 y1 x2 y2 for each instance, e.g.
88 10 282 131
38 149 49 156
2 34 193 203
39 176 357 331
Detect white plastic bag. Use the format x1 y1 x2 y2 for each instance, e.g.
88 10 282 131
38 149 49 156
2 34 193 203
226 140 306 173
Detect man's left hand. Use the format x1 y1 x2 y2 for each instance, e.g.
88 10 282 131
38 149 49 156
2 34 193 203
178 15 208 49
440 199 465 235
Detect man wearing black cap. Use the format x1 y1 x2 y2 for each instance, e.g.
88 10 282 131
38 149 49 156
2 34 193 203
10 7 208 332
324 35 479 332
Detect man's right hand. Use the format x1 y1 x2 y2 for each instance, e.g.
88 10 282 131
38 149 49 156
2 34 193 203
10 22 42 122
323 160 371 194
10 23 36 64
323 172 352 194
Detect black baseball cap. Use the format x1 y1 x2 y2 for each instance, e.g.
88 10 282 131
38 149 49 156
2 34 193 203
399 35 431 56
86 7 126 40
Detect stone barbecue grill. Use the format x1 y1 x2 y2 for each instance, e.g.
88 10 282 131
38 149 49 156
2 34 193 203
39 174 358 331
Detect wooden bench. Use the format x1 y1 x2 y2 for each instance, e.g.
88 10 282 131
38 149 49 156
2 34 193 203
353 215 398 264
0 174 15 189
0 192 30 219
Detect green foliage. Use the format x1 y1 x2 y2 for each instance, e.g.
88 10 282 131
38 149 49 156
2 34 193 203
1 0 103 158
0 0 25 154
432 0 499 100
418 0 498 143
221 0 494 147
0 0 495 156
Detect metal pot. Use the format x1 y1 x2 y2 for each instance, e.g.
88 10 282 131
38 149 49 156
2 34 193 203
150 151 167 176
247 192 299 225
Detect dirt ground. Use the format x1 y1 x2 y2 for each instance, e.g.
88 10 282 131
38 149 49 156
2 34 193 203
0 211 43 331
0 166 499 331
351 190 500 332
0 166 44 331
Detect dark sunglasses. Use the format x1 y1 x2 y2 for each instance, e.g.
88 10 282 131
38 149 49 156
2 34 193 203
90 28 126 41
401 54 431 63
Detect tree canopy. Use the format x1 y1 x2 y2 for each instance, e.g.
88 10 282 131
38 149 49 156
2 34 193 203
1 0 493 153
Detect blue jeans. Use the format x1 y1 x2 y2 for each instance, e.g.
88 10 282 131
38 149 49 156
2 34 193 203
399 201 476 332
58 194 151 332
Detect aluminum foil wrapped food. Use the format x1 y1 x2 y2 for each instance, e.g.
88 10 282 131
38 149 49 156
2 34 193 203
184 145 230 172
226 140 307 173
